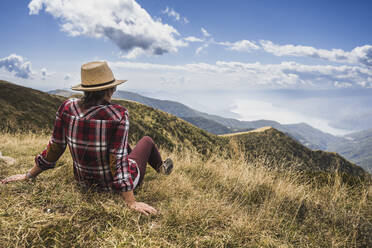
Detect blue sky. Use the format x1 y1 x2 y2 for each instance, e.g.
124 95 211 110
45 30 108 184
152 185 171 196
1 0 372 135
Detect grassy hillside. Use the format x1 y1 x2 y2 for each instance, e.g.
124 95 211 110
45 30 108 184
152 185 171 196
0 81 368 179
0 80 65 132
0 133 371 247
1 81 371 247
226 128 367 179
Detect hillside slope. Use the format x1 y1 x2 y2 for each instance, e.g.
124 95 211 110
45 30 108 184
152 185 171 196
225 128 367 178
0 132 371 247
0 81 65 132
1 81 368 178
1 81 371 247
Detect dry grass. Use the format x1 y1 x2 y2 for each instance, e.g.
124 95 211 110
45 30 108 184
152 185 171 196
219 126 273 137
0 133 371 247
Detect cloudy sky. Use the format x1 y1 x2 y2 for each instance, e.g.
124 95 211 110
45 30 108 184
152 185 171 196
1 0 372 135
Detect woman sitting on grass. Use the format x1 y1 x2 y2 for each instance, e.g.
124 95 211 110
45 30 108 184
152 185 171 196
1 61 173 216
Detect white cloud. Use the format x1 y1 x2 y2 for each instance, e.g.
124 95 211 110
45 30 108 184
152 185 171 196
215 38 372 67
160 75 190 88
40 67 53 80
189 28 213 54
109 61 185 71
120 47 146 59
195 44 208 55
352 45 372 67
334 81 353 88
109 60 372 89
277 61 372 87
162 7 180 21
219 40 260 52
0 54 33 79
259 40 372 67
184 36 203 42
201 27 211 37
162 6 189 24
29 0 186 58
260 40 349 61
357 80 372 88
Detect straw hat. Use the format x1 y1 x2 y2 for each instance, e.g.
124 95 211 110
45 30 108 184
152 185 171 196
71 61 127 91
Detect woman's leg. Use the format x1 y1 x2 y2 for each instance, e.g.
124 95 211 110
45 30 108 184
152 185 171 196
128 136 163 186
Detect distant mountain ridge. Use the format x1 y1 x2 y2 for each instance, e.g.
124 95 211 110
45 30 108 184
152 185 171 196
47 89 78 98
47 89 250 134
328 129 372 172
2 81 368 180
47 88 372 172
112 90 344 151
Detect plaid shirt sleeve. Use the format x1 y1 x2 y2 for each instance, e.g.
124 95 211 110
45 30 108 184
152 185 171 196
109 109 134 192
35 101 67 170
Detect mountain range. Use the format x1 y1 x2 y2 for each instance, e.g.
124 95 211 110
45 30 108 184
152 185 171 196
48 88 372 172
0 80 367 181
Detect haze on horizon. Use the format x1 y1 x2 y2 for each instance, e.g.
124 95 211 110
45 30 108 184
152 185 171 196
1 0 371 136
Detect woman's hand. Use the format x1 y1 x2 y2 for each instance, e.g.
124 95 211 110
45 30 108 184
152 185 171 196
121 190 157 215
1 174 27 184
127 201 158 216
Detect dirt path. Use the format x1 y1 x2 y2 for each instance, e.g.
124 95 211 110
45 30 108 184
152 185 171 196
219 126 273 137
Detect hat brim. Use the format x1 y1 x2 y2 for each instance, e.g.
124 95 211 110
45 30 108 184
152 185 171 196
71 80 127 92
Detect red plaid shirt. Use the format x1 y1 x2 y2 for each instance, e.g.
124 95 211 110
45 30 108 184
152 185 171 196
35 98 138 192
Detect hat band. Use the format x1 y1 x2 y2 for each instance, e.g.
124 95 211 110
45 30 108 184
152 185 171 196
81 79 116 88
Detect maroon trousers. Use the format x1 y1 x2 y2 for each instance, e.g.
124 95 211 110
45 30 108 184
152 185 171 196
128 136 163 186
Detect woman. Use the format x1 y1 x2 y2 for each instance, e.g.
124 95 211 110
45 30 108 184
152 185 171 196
1 61 173 216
